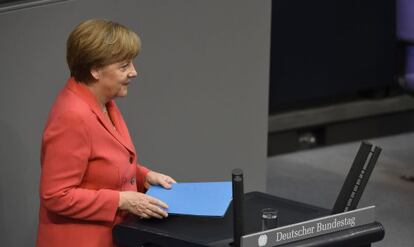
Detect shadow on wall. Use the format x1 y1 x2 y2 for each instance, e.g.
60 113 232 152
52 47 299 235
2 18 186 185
0 120 40 246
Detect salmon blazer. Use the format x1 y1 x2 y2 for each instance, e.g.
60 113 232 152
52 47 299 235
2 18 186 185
37 78 149 247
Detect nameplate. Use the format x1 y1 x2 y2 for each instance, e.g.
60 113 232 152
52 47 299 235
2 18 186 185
241 206 375 247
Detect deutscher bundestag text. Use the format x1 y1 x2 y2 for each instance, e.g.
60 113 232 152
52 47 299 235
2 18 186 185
276 217 356 242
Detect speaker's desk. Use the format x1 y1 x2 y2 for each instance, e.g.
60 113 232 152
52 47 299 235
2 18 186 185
113 192 384 247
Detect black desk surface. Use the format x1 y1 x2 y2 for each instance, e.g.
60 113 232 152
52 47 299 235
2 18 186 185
113 192 384 247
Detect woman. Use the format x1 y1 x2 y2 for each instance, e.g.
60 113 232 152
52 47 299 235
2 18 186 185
36 19 176 247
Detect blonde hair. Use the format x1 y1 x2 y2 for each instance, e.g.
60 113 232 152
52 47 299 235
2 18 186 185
66 19 141 83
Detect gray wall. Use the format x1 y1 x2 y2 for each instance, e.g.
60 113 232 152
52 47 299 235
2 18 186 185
0 0 270 246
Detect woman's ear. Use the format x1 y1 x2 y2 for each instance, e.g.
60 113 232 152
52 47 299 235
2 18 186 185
90 66 101 80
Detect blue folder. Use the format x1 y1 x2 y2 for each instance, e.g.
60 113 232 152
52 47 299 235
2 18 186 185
146 181 232 217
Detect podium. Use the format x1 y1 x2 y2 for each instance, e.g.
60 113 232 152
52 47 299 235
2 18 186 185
113 191 384 247
114 142 384 246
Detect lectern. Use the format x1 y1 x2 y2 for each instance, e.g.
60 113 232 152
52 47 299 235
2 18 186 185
113 142 384 246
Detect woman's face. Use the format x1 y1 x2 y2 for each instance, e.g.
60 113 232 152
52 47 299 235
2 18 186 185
91 60 138 101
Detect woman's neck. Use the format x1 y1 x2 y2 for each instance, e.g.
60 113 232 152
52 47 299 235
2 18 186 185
84 82 109 112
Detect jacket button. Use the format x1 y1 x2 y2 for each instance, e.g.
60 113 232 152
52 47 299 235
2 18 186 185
130 177 136 185
129 156 133 164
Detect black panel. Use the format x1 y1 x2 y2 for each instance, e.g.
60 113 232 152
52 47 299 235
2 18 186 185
0 0 24 4
267 110 414 156
269 0 397 113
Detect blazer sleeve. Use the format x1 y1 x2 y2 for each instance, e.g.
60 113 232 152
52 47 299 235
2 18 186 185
136 164 149 192
40 110 119 222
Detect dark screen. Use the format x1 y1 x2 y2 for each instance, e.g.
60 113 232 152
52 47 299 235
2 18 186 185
269 0 397 113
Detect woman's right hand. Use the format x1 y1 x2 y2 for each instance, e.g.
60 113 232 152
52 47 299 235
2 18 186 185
119 191 168 219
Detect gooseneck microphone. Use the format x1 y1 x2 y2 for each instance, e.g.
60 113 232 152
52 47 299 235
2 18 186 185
232 168 244 247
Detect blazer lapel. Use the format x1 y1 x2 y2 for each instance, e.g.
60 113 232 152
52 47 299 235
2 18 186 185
66 78 135 154
106 100 136 153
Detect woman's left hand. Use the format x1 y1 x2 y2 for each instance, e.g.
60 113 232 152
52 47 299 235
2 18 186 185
145 171 177 189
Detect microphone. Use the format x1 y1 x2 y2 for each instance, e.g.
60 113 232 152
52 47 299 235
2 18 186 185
232 168 244 247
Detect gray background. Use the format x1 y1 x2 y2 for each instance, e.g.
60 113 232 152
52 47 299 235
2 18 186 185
0 0 271 246
267 134 414 246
